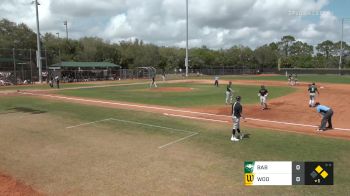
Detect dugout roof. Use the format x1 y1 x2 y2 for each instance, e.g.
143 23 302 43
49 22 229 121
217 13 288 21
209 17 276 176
50 61 121 69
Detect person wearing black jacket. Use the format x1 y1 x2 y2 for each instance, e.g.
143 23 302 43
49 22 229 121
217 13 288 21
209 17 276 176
231 96 245 142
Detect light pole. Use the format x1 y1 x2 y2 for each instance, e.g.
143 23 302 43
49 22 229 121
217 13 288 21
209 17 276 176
339 18 350 74
34 0 42 83
185 0 189 77
64 20 68 40
56 32 60 39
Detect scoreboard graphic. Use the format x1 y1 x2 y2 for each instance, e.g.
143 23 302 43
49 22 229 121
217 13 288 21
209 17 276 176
244 161 333 186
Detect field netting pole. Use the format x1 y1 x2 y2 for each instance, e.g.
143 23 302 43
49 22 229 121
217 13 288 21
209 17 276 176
34 0 42 83
185 0 189 77
12 48 16 84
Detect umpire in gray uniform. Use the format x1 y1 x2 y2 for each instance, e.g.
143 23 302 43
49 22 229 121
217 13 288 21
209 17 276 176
231 96 244 142
315 102 333 131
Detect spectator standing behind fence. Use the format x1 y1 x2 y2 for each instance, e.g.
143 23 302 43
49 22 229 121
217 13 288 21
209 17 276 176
55 76 60 89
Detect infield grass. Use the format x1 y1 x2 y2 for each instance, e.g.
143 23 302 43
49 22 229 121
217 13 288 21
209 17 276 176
57 82 295 107
0 96 349 195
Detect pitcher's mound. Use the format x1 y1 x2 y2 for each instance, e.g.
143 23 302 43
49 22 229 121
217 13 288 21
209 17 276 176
150 87 193 92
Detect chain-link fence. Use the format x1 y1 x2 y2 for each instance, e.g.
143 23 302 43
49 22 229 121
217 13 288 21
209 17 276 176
278 68 350 75
0 48 60 85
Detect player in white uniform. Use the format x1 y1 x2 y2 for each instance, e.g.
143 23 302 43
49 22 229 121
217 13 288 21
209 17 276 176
150 76 157 88
225 81 234 104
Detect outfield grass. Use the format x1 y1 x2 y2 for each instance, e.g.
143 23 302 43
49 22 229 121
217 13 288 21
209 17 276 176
0 96 349 195
0 79 149 91
218 74 350 84
57 82 295 107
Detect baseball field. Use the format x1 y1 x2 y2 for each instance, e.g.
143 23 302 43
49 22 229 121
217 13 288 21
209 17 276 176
0 74 350 195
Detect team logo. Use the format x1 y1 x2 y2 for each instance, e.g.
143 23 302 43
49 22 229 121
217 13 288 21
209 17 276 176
244 161 255 185
245 174 254 185
244 161 255 173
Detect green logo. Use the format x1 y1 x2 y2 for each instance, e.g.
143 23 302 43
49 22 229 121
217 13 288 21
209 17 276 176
244 161 255 173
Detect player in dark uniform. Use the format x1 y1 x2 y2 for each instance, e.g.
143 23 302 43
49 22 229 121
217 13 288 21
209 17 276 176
258 85 268 110
214 76 219 87
231 96 244 142
308 82 319 107
315 102 333 131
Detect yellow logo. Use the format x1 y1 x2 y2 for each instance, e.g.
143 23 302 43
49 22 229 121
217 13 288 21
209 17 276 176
315 165 328 179
245 174 254 185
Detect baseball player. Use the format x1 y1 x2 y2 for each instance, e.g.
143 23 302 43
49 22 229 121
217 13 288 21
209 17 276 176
214 76 219 87
315 102 333 131
231 96 244 142
288 74 293 85
308 82 319 107
49 76 54 88
258 85 268 110
150 76 157 88
55 75 60 89
293 74 298 85
225 81 234 104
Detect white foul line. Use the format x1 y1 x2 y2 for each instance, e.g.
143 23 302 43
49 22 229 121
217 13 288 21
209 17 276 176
65 117 199 149
245 117 318 128
164 113 229 123
19 92 350 132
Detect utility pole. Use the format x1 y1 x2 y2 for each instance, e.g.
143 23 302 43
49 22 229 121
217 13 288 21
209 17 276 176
12 48 16 84
185 0 189 77
34 0 42 83
339 18 344 75
56 32 60 39
30 49 33 83
64 20 68 40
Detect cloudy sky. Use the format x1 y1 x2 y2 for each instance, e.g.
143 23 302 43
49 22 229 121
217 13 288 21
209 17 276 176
1 0 349 49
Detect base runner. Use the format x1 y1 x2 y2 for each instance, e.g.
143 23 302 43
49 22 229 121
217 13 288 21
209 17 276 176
308 82 319 107
225 81 234 104
231 96 245 142
258 85 268 110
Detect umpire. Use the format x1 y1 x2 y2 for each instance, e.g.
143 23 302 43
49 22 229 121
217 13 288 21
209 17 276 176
315 102 333 131
231 96 244 142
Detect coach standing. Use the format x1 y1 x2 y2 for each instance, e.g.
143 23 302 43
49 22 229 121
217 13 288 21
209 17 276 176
55 75 60 89
231 96 244 142
315 102 333 131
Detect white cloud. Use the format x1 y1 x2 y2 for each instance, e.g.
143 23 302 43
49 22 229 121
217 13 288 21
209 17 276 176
1 0 347 49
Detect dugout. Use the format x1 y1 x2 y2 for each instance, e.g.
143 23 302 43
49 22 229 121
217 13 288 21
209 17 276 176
49 62 121 82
